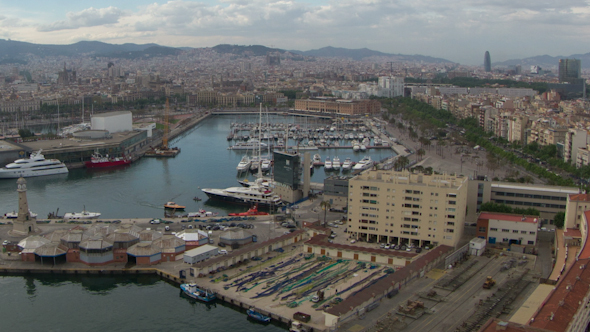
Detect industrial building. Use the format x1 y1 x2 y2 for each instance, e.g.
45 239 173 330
347 170 468 248
323 175 351 210
466 180 578 225
183 245 219 264
475 212 539 247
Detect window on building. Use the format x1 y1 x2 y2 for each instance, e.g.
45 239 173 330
502 229 509 233
528 241 534 245
529 231 536 235
479 227 486 232
513 230 519 233
448 201 456 205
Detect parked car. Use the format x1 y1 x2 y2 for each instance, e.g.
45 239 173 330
219 249 228 255
218 242 226 247
384 244 390 249
150 219 161 224
415 248 422 253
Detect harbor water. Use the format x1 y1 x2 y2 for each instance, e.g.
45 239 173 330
0 114 395 330
0 274 286 331
0 114 395 218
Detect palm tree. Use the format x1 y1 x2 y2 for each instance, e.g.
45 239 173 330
320 200 331 227
417 148 425 161
438 140 446 157
395 155 410 170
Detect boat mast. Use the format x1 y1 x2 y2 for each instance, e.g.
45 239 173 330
257 103 262 179
57 104 60 134
163 98 170 149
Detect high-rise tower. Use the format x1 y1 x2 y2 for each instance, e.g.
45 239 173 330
484 51 491 72
559 59 582 84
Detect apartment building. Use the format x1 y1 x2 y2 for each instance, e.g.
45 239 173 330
294 98 381 116
347 170 468 248
564 128 588 164
565 194 590 230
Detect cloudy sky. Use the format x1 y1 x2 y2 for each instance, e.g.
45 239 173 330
0 0 589 65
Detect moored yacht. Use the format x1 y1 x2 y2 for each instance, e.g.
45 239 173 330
202 186 282 208
324 157 332 170
236 155 251 172
353 156 373 171
0 150 68 179
332 156 341 170
341 158 352 171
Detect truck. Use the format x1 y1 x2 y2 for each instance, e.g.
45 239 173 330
483 276 496 289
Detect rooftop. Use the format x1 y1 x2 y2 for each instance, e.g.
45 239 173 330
530 258 590 331
569 193 590 201
478 212 539 224
492 182 579 194
306 234 417 259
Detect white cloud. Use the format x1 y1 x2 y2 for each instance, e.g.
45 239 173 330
4 0 588 64
38 7 125 32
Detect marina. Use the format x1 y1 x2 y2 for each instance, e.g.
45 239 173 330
0 113 396 219
0 111 405 331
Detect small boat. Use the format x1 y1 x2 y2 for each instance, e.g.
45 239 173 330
188 209 218 218
313 153 322 166
180 283 216 302
360 144 367 151
164 202 186 210
247 308 271 323
228 205 269 216
260 158 272 172
193 196 202 201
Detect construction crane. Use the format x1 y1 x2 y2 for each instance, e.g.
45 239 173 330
144 98 180 157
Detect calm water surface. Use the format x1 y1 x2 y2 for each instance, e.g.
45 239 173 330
0 274 286 331
0 114 394 329
1 114 394 218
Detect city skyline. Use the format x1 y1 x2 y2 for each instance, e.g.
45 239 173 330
0 0 589 65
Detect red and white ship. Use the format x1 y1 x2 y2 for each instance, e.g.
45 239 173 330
85 153 131 168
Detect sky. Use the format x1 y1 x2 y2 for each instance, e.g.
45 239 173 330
0 0 589 65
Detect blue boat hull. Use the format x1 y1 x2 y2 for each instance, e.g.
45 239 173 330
247 309 271 323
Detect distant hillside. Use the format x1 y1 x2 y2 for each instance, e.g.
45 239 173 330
95 46 181 59
211 44 284 57
0 39 165 59
291 46 453 63
494 52 590 69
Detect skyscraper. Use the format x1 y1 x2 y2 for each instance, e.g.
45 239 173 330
559 58 582 83
484 51 491 72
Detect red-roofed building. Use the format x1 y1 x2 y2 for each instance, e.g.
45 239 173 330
478 318 552 332
528 258 590 331
565 194 590 230
476 212 539 247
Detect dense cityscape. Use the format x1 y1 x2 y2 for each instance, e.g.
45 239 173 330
1 3 590 332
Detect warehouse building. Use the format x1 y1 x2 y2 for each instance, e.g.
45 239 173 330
184 245 219 264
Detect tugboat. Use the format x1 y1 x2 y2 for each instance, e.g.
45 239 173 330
180 283 216 302
228 205 269 216
247 308 271 323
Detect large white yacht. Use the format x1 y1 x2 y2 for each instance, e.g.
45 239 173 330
332 156 341 170
201 185 282 208
0 150 68 179
341 157 352 171
353 156 373 171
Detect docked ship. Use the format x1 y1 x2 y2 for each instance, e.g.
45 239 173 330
4 210 38 219
180 283 216 303
0 150 68 179
201 186 282 208
85 152 131 168
64 206 101 220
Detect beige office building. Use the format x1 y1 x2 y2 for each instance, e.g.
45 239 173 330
347 170 468 248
